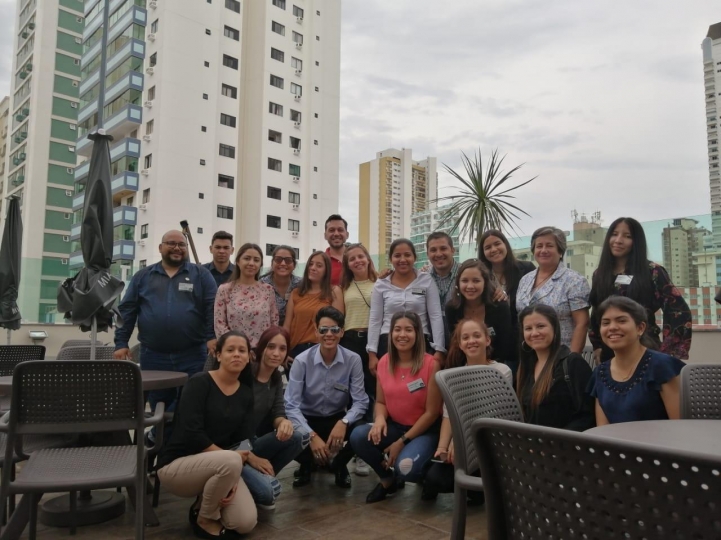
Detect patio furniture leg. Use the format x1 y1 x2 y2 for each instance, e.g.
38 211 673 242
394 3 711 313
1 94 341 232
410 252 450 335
0 493 29 540
28 494 39 540
69 491 77 535
8 467 14 518
152 475 160 508
451 486 466 540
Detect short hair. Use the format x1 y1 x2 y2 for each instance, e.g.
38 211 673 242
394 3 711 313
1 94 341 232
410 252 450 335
315 306 345 328
531 226 567 258
426 231 454 250
324 214 348 230
211 230 234 244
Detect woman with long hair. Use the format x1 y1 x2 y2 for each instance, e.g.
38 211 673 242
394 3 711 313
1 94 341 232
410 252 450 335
156 330 257 538
259 245 301 326
589 296 684 425
423 319 512 501
516 305 594 431
350 311 442 504
283 251 343 357
367 239 446 376
445 259 514 369
589 217 692 363
215 243 278 347
516 226 590 352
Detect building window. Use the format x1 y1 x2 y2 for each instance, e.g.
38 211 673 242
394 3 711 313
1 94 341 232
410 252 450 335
268 130 282 143
224 25 239 40
199 193 204 199
217 205 234 219
218 174 234 188
203 93 208 100
200 159 206 165
313 221 317 226
290 109 301 122
314 86 319 92
313 193 317 199
206 29 211 35
289 163 300 177
267 186 281 200
270 75 284 89
272 21 285 36
316 35 319 41
151 19 159 33
145 119 154 135
267 215 281 228
268 158 282 172
313 166 317 172
269 102 283 116
220 113 236 127
314 140 318 145
292 31 303 44
219 144 236 158
288 219 300 232
288 191 300 204
291 57 302 71
204 61 210 67
221 84 237 98
144 154 152 168
293 5 304 18
266 244 278 256
291 83 302 96
201 126 207 132
272 0 286 8
271 48 284 62
139 259 147 269
149 53 157 67
142 188 150 203
289 136 300 150
225 0 240 13
198 227 203 234
222 54 238 69
140 224 148 239
148 86 156 100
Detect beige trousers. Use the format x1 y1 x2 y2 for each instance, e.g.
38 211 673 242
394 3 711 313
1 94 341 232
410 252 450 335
157 450 257 534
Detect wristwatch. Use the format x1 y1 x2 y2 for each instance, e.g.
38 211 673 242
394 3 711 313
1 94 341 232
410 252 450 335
401 434 411 445
341 418 349 425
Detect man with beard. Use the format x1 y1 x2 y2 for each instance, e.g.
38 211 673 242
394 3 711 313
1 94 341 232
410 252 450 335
324 214 349 286
114 230 218 441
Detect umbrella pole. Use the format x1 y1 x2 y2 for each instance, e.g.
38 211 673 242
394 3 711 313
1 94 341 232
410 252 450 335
90 317 97 360
6 329 10 345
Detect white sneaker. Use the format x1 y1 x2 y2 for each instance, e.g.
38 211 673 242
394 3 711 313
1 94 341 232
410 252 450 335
355 458 370 476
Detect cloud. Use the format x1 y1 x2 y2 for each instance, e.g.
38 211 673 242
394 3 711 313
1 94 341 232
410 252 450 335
0 0 15 97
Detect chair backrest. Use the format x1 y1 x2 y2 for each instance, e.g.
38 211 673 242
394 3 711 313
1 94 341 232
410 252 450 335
0 346 46 376
55 345 116 361
59 339 104 350
680 363 721 419
581 344 595 367
472 418 721 540
435 365 522 475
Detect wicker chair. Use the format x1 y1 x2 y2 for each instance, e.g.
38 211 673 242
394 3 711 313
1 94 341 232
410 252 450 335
680 363 721 419
472 418 721 540
434 365 523 540
581 344 595 367
0 361 164 540
55 345 116 361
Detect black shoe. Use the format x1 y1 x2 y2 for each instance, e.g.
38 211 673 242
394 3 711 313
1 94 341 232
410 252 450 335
420 485 438 501
191 520 239 539
293 462 317 477
365 480 398 504
334 465 351 488
188 497 200 524
293 464 312 488
467 489 485 506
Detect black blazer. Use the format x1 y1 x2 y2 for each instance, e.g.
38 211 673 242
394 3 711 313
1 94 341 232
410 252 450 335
445 301 514 364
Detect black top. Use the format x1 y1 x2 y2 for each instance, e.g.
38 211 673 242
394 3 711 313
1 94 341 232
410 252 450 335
507 260 536 324
250 364 285 437
202 261 235 288
445 301 514 364
157 372 254 470
519 346 595 432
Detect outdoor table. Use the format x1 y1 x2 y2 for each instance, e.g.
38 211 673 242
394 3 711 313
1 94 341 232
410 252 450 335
0 369 187 539
586 419 721 456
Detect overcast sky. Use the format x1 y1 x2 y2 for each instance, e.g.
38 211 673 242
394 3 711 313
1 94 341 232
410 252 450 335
1 1 718 243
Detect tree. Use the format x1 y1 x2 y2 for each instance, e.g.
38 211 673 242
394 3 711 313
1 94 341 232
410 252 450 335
434 148 537 255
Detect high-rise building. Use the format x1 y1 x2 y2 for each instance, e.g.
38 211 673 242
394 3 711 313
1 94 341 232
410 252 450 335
702 23 721 246
358 148 437 262
2 0 84 323
662 218 710 287
410 203 460 268
0 97 10 212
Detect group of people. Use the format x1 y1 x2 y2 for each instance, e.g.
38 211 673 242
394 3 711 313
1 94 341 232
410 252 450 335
113 214 693 538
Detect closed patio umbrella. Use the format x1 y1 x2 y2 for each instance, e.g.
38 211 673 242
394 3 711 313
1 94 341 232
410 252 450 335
0 196 23 343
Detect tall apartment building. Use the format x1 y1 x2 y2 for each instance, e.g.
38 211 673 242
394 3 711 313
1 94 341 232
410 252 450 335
410 203 460 268
358 148 437 262
0 97 10 212
662 218 710 287
2 0 84 323
703 23 721 247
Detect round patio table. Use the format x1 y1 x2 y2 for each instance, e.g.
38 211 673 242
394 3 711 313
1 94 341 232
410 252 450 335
586 419 721 456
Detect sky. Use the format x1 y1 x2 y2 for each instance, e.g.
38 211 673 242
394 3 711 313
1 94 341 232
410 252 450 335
0 0 718 244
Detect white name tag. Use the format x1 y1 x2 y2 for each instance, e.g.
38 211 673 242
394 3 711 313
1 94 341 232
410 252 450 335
334 382 349 393
615 275 633 286
179 282 194 292
411 288 426 296
407 378 425 393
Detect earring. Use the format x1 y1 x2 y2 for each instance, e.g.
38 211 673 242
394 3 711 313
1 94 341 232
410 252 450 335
521 341 533 353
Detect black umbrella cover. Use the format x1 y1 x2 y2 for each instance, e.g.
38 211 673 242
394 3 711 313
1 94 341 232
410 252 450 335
0 196 23 330
57 132 124 332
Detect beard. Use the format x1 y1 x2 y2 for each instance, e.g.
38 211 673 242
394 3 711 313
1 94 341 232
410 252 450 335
162 253 186 267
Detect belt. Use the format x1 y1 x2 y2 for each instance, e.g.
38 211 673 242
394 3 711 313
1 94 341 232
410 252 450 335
345 330 367 338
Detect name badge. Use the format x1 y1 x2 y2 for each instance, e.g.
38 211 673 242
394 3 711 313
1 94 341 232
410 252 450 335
407 378 426 393
179 282 194 292
487 326 496 337
411 288 426 296
615 275 633 286
334 382 349 393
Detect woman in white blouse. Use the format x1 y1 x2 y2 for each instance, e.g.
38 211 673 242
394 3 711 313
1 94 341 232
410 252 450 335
367 239 445 376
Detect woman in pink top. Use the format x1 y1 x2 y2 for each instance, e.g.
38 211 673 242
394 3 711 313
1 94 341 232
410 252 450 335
350 311 441 504
215 243 279 347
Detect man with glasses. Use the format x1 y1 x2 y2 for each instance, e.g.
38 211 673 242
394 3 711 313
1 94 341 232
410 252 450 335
114 230 218 442
284 306 368 489
203 230 235 287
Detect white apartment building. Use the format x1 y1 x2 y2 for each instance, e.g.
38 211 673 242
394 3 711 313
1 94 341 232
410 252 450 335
703 23 721 246
0 97 10 211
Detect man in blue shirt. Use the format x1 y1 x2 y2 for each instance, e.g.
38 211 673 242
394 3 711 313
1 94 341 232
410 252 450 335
114 230 218 425
285 306 368 489
202 230 235 288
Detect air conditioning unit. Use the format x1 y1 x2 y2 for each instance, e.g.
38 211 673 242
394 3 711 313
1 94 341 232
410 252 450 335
68 146 75 152
138 240 146 246
143 135 152 141
292 204 299 210
149 0 157 8
292 176 299 183
291 231 299 237
147 33 156 41
66 167 73 173
65 190 73 196
146 67 155 75
295 69 302 76
139 204 148 210
295 43 302 50
294 95 301 102
296 17 303 23
294 121 301 128
72 81 78 87
70 102 78 108
74 37 82 44
141 169 150 175
293 148 300 155
69 124 76 130
144 100 153 107
63 235 70 242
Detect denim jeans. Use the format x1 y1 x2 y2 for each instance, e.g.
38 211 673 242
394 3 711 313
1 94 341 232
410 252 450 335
241 430 307 506
350 419 438 483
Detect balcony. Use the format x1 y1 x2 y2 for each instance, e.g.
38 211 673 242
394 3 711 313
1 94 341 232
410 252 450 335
72 171 139 210
69 239 136 269
76 103 143 156
74 137 141 181
70 205 138 241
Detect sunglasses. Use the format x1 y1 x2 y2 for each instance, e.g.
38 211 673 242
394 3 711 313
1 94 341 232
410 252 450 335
273 256 294 265
318 326 342 335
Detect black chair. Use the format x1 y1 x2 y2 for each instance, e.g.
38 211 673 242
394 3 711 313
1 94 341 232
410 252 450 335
0 361 164 539
0 346 46 376
55 345 116 361
58 340 103 350
680 363 721 419
434 366 522 540
472 418 721 540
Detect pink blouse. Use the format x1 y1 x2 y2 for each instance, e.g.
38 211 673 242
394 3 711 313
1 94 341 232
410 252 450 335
376 353 437 427
214 282 279 347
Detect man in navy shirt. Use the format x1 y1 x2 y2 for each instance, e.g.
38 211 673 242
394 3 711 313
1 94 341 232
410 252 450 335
114 230 218 426
202 230 235 287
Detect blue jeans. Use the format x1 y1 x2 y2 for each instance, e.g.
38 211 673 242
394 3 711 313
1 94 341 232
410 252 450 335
241 430 307 506
350 420 438 483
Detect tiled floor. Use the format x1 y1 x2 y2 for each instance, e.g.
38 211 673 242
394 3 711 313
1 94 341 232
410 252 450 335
21 462 488 539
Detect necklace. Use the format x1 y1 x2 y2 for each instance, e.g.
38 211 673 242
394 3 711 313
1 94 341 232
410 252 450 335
612 355 642 381
533 272 552 291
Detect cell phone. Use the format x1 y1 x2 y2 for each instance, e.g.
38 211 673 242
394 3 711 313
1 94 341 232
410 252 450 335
431 458 446 464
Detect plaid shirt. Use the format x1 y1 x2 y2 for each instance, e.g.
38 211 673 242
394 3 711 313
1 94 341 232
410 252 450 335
429 261 460 308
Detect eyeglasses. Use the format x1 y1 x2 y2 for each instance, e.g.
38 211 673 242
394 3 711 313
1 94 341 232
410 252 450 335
318 326 342 335
162 241 188 249
273 256 294 265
